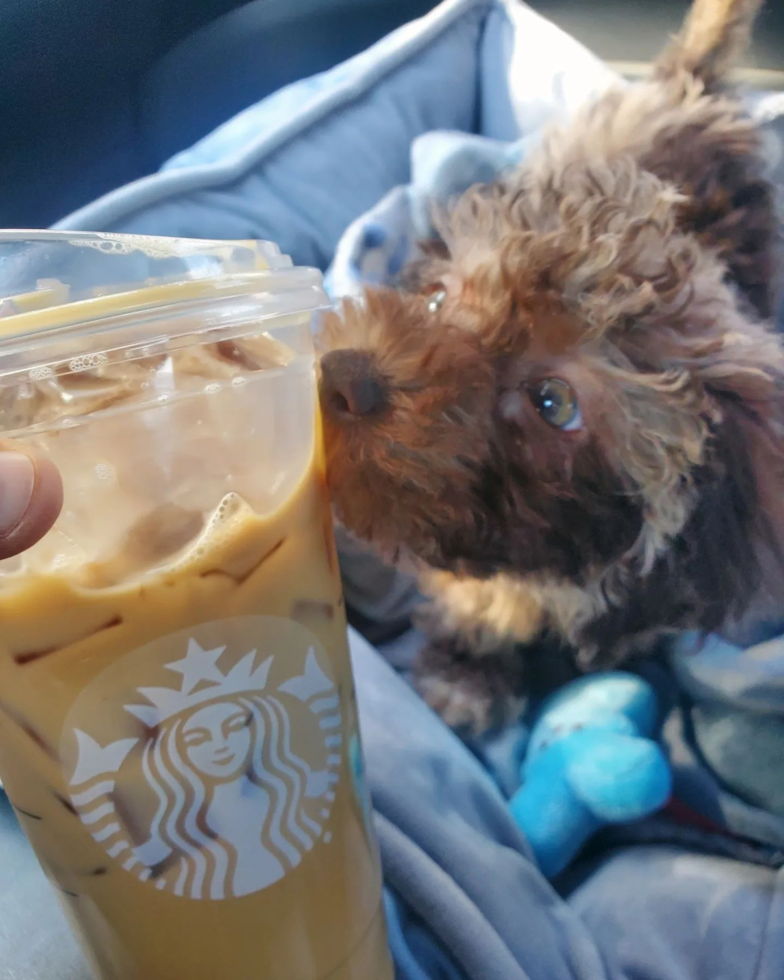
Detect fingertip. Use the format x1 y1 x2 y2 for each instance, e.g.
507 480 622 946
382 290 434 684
0 448 63 560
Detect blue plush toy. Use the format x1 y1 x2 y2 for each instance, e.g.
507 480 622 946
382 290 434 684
509 672 672 878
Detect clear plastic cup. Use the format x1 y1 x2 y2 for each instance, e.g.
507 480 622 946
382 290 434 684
0 232 392 980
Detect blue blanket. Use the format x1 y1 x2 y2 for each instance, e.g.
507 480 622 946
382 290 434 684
359 627 784 980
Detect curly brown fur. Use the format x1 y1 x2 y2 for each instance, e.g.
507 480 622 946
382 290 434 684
319 0 784 729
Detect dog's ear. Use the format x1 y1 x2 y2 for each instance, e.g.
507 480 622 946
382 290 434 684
580 389 776 658
689 319 784 621
679 402 776 633
582 332 784 656
596 305 784 647
694 317 784 489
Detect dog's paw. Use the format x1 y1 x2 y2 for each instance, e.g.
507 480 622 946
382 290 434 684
415 671 499 733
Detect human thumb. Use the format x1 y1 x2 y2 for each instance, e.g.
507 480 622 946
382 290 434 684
0 448 63 559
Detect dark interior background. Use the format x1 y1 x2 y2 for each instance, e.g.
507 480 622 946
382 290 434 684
532 0 783 67
1 0 781 229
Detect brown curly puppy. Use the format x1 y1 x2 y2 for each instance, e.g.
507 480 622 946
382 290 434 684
320 0 784 729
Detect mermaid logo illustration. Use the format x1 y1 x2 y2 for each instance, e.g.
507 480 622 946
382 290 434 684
65 625 342 900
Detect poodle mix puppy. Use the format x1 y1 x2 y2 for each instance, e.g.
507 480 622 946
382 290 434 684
319 0 784 729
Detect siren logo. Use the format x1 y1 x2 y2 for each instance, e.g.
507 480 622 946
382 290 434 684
61 617 342 900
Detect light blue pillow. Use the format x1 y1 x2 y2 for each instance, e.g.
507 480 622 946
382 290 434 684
54 0 614 270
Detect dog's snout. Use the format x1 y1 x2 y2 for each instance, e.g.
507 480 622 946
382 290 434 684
320 349 387 420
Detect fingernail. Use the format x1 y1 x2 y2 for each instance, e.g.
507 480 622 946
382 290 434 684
0 453 35 534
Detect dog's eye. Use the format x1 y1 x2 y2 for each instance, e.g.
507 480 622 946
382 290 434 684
530 379 583 431
423 285 447 314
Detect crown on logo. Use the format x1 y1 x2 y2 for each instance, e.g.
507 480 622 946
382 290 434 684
125 639 272 727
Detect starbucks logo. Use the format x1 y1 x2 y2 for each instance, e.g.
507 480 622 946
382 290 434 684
62 617 342 900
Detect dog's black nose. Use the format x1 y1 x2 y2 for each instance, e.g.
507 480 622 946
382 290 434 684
320 349 387 420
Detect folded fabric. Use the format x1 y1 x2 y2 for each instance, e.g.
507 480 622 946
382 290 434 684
668 631 784 842
355 628 784 980
325 131 534 299
351 629 609 980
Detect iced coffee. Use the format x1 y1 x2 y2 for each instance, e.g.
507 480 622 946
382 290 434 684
0 233 392 980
